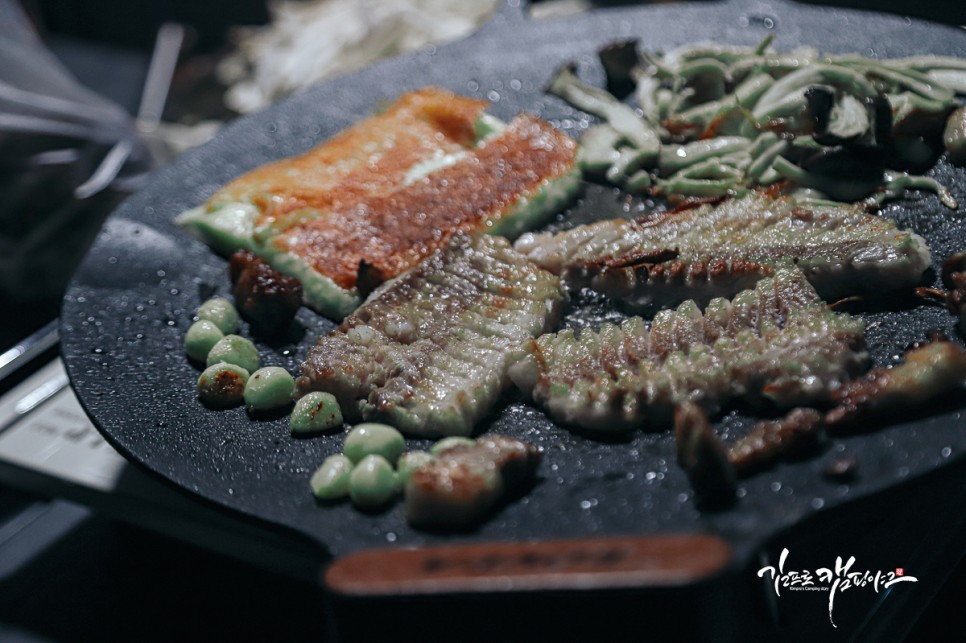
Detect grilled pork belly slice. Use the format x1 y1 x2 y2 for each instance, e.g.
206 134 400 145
178 87 579 319
298 234 567 437
405 435 543 528
514 192 931 312
509 268 866 434
826 339 966 431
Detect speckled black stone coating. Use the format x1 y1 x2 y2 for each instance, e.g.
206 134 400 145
62 0 966 565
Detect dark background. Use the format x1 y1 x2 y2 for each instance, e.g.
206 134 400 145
1 1 964 641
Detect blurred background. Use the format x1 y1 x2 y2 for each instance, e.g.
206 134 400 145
0 1 964 640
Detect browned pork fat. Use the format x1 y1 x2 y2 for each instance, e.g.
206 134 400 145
826 340 966 431
298 234 567 437
405 435 543 528
514 192 931 312
229 250 303 337
673 403 736 508
727 408 825 477
509 268 867 435
941 251 966 333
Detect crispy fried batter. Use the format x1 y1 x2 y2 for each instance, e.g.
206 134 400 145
277 113 577 290
181 88 578 319
210 88 488 222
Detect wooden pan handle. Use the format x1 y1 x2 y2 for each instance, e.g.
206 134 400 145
325 533 731 596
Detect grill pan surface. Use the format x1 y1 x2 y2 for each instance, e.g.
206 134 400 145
61 0 966 565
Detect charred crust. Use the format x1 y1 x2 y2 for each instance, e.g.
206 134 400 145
356 259 389 299
229 250 303 337
727 408 825 477
673 403 737 509
574 248 679 271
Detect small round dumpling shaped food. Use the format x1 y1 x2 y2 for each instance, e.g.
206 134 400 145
197 363 249 408
206 334 260 373
184 319 224 362
196 297 240 334
290 392 343 434
349 454 397 508
243 366 295 412
344 423 405 464
310 454 353 500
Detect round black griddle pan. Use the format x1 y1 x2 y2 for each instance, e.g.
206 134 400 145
61 0 966 583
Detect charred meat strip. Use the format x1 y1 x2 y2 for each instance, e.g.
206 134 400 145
405 434 543 528
297 234 567 437
825 340 966 432
514 192 931 311
721 341 966 484
674 405 824 506
673 403 736 508
941 251 966 332
229 250 303 337
509 268 866 434
727 408 825 477
822 457 859 483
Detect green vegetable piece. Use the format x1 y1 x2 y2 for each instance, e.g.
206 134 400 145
206 334 260 372
658 137 749 174
635 75 663 124
753 64 877 121
605 146 648 184
770 156 881 202
926 69 966 95
624 169 652 193
196 297 239 334
674 158 743 181
754 34 776 56
548 64 660 165
243 366 295 412
655 176 741 198
430 436 475 456
343 423 405 464
896 55 966 74
197 363 249 408
677 58 729 103
577 124 623 174
290 392 344 434
745 138 788 183
396 451 434 485
349 454 397 508
844 61 954 103
874 170 958 210
184 320 224 362
310 455 353 500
